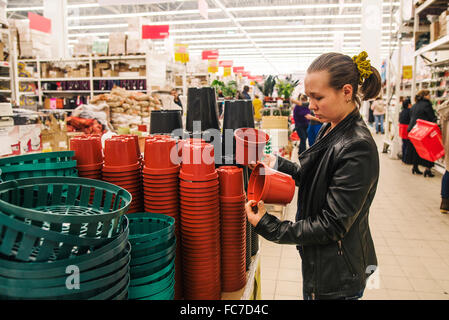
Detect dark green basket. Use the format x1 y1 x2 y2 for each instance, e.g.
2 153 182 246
137 278 175 300
128 212 175 246
129 267 175 300
0 244 131 300
0 215 129 279
0 151 78 182
0 177 131 262
130 243 176 280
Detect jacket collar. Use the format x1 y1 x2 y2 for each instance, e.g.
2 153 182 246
300 108 361 157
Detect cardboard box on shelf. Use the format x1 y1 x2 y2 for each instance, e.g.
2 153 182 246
19 124 41 154
94 67 101 77
102 69 112 77
41 114 68 152
0 42 4 61
92 40 108 56
431 21 440 42
108 32 127 56
139 66 146 76
261 116 289 130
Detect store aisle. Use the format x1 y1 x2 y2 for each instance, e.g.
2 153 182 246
259 133 449 300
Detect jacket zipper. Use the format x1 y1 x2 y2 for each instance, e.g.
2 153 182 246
338 240 357 277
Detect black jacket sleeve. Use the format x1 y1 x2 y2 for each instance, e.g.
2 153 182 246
255 140 378 246
425 101 437 123
275 156 301 187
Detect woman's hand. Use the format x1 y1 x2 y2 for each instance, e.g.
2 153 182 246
245 200 267 227
305 114 313 120
248 154 277 170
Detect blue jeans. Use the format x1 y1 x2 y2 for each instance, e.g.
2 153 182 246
307 124 322 146
374 114 384 134
296 125 308 155
442 171 449 199
303 289 365 300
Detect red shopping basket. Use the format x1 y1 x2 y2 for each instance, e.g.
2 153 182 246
408 119 445 162
290 130 300 141
399 124 409 139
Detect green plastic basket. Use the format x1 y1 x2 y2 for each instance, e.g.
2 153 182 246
137 278 175 300
131 237 176 266
0 177 131 262
128 212 175 246
0 244 130 299
0 151 78 182
130 245 176 280
128 267 175 300
130 260 175 287
0 215 129 279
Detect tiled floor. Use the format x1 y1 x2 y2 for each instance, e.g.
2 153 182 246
259 132 449 300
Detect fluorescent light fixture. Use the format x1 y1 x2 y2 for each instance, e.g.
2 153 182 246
6 6 43 12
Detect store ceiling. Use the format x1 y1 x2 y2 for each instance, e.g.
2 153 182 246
6 0 401 74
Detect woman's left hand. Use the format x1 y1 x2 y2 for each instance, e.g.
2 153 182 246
245 200 267 227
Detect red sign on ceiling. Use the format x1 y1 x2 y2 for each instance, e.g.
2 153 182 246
219 60 233 67
242 71 251 77
202 49 219 60
142 25 169 39
233 66 244 73
28 12 51 34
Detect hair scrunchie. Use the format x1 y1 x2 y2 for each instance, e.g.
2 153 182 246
352 51 373 85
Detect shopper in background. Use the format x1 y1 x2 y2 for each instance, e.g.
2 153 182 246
305 110 323 146
408 89 437 177
253 94 263 123
368 100 375 128
170 89 183 108
246 51 381 300
437 100 449 213
399 98 413 165
291 94 310 155
241 85 252 100
370 96 385 134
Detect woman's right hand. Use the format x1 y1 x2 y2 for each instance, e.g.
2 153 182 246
248 154 277 170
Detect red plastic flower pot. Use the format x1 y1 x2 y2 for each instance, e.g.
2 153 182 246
179 186 219 194
179 179 219 188
143 190 178 198
142 181 178 188
142 178 178 185
70 136 103 167
104 137 139 168
408 119 445 162
102 175 141 183
142 172 179 180
144 138 179 169
142 166 180 175
179 170 218 182
119 134 142 157
180 142 216 180
179 196 219 205
217 166 244 197
399 124 409 139
77 162 103 172
234 128 269 165
144 194 178 201
220 194 246 203
248 162 295 205
77 167 103 175
101 169 141 177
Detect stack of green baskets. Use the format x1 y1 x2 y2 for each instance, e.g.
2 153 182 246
0 176 132 300
128 212 176 300
0 151 78 182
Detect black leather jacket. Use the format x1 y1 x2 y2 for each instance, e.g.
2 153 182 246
407 99 437 132
255 110 379 299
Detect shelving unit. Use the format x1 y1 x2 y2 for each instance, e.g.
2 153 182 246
13 53 154 109
0 27 14 104
410 0 449 174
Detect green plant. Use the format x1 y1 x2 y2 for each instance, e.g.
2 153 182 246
262 109 271 116
256 75 277 97
273 109 281 116
211 79 237 98
276 76 300 100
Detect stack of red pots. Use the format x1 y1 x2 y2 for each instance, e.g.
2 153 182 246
142 135 183 300
102 136 143 214
217 166 247 292
119 134 143 167
179 140 221 300
70 134 103 180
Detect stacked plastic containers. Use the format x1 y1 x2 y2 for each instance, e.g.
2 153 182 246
179 139 221 300
102 136 143 214
142 135 183 300
70 135 103 180
217 166 247 292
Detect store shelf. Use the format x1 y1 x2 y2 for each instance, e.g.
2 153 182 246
0 77 10 81
18 92 38 96
92 76 146 80
416 0 449 16
41 78 90 81
415 35 449 56
17 77 38 82
0 61 10 68
42 90 91 94
91 55 146 60
0 90 11 93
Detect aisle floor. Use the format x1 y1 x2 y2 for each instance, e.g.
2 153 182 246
259 132 449 300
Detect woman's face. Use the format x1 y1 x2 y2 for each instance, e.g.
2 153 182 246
304 71 353 125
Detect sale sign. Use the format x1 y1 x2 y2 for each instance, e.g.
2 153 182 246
28 12 51 34
202 49 219 60
142 25 169 39
233 66 244 73
219 60 233 68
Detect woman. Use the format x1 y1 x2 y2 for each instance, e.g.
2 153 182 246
437 100 449 213
408 90 437 177
253 94 263 123
291 94 311 155
246 52 380 300
399 98 413 165
371 96 385 134
170 89 183 109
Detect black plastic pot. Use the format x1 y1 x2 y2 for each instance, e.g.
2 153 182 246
186 87 220 133
150 110 183 135
223 100 255 130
